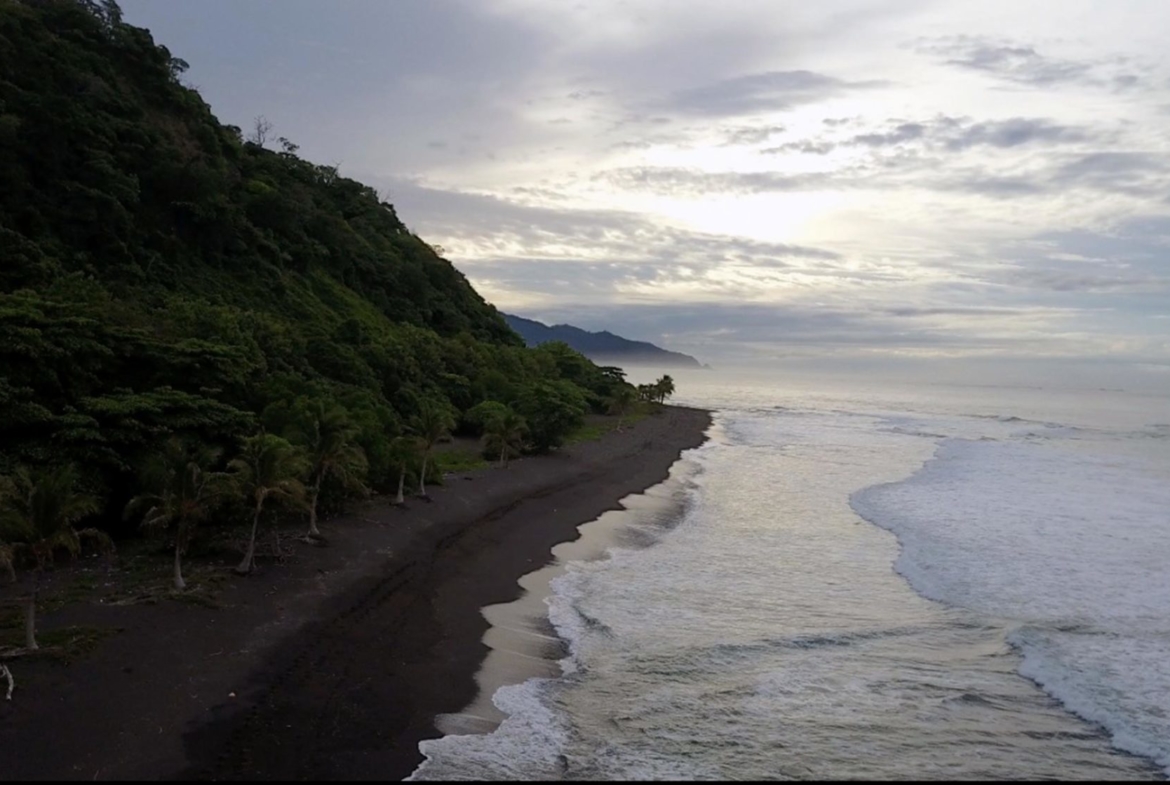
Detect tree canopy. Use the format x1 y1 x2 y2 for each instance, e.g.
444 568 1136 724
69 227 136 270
0 0 638 537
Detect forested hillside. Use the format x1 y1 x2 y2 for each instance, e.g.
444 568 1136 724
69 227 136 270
0 0 628 536
504 313 704 368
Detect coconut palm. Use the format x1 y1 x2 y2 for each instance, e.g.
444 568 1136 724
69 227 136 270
291 402 368 540
410 403 455 497
387 436 419 506
484 409 528 467
608 386 637 431
124 437 226 590
654 374 676 404
0 465 110 650
227 434 307 575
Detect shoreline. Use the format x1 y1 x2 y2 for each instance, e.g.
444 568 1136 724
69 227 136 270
431 434 705 744
0 405 710 781
181 404 711 781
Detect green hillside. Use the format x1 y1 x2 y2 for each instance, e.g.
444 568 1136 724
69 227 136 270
0 0 626 530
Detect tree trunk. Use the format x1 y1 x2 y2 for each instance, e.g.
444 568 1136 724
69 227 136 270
236 499 264 575
308 475 322 537
418 453 429 496
394 467 405 504
499 441 507 467
173 539 186 591
25 574 38 651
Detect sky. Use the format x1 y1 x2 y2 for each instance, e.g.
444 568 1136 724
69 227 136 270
121 0 1170 387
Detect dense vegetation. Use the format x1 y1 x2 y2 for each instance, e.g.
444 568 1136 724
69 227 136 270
0 0 647 590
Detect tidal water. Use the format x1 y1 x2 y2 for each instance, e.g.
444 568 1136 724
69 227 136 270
409 373 1170 780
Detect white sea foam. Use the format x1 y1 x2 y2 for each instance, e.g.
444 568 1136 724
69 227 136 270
408 679 570 781
410 380 1169 780
851 435 1170 771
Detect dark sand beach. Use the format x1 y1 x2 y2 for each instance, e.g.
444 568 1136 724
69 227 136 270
0 406 710 781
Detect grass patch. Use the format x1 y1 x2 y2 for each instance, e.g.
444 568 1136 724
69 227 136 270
102 556 229 608
564 408 650 446
435 448 490 473
565 422 609 445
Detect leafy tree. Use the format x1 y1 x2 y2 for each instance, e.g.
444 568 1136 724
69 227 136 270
410 402 455 497
608 385 637 430
289 402 367 540
463 400 509 435
124 437 226 590
226 435 307 575
0 465 111 650
517 380 588 453
483 408 528 466
597 366 627 384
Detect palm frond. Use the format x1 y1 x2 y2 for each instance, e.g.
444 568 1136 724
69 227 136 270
76 527 115 558
0 465 102 559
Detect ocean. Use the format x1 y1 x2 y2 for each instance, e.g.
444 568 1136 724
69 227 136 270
409 371 1170 780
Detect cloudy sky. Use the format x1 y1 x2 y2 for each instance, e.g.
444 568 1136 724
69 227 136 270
122 0 1170 385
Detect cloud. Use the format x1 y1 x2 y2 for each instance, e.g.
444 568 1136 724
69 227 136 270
123 0 1170 372
996 217 1170 294
379 176 841 264
721 124 787 146
941 117 1089 150
599 114 1164 201
1048 152 1167 196
851 122 928 147
767 115 1093 157
596 166 837 195
380 178 1169 367
761 140 837 155
661 69 887 117
850 116 1091 151
913 36 1141 90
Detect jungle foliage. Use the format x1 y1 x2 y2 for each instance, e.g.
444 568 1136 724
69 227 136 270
0 0 631 546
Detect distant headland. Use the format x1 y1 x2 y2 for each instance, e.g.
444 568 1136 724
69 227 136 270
504 313 705 369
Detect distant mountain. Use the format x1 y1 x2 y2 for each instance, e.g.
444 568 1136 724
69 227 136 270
504 314 704 369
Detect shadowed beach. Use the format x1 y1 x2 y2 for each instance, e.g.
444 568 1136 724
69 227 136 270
0 406 710 781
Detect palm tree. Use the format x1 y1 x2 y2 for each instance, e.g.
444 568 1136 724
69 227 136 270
227 434 307 575
484 409 528 467
608 386 637 431
0 465 110 650
124 437 226 591
292 403 368 540
387 436 418 505
410 403 455 497
655 374 676 404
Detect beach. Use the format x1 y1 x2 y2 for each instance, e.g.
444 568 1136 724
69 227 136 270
0 406 711 781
